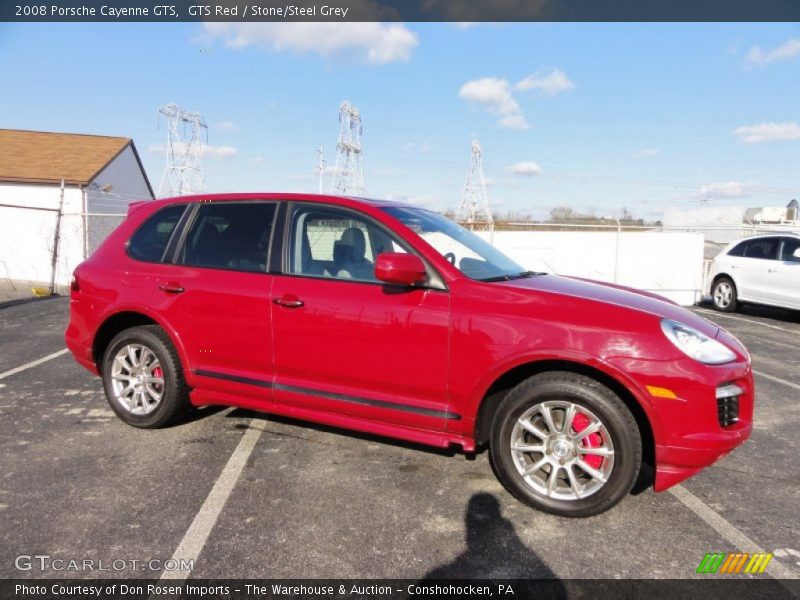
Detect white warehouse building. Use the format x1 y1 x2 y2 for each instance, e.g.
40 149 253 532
0 129 153 295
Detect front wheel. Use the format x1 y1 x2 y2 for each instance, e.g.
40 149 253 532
101 325 189 428
490 372 641 517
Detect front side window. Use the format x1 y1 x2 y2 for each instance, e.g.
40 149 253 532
128 204 186 263
179 202 276 273
382 207 531 281
780 237 800 262
743 237 779 260
288 205 406 283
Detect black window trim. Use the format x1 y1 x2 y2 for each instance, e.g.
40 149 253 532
125 203 190 264
279 201 447 291
166 199 280 275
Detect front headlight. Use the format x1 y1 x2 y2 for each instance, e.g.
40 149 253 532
660 319 736 365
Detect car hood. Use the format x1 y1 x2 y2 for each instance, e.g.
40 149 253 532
497 274 720 337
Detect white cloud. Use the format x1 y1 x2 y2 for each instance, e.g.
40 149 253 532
633 148 662 159
508 161 542 176
459 77 529 129
216 120 241 133
148 143 238 159
733 122 800 143
498 114 530 130
514 68 575 96
251 156 265 165
698 180 757 200
202 22 418 64
460 68 573 129
745 38 800 66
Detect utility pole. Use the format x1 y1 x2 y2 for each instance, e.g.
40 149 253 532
316 146 326 194
331 101 366 195
456 140 494 232
157 103 208 197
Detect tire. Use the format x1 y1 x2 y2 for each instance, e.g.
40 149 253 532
489 372 641 518
101 325 190 428
711 276 738 313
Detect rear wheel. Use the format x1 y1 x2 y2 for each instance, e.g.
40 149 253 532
489 372 641 517
711 276 738 312
101 325 189 428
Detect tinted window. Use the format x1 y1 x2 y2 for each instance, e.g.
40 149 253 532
743 238 779 260
727 241 748 257
780 237 800 262
288 205 406 283
128 204 186 262
180 202 276 273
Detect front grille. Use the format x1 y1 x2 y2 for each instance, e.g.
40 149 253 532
716 392 740 427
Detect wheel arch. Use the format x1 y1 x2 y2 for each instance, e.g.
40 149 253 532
92 310 190 381
473 359 655 485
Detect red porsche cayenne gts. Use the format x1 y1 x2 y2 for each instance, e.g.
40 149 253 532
66 193 753 517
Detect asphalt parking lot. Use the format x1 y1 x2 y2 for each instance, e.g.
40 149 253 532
1 297 799 582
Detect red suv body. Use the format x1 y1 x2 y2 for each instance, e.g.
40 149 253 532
66 193 753 517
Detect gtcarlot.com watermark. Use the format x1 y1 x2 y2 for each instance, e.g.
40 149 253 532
14 554 193 573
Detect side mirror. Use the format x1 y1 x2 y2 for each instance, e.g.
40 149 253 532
793 248 800 260
375 253 427 286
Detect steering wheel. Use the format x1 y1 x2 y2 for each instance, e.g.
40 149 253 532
443 252 456 265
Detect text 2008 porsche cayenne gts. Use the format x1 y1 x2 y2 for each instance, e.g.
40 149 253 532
66 193 753 517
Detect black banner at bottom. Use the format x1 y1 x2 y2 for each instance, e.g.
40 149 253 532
2 579 799 600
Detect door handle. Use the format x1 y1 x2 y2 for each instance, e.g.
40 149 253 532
730 264 739 269
159 283 185 294
274 295 304 308
768 268 779 273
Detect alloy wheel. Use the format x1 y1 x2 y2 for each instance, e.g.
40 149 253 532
510 401 615 501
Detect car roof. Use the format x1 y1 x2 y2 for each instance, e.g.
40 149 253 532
148 192 413 210
732 231 800 242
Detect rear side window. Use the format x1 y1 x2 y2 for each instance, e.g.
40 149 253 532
128 204 186 262
179 202 276 273
743 238 779 260
727 241 748 257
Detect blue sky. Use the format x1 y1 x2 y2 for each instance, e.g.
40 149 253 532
0 22 798 219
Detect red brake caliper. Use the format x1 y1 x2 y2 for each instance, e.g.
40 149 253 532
572 412 603 469
152 367 164 390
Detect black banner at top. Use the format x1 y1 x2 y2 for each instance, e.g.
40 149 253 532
3 0 800 22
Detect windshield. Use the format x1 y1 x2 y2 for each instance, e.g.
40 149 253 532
382 206 536 281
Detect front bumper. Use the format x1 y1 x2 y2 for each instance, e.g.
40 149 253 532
609 355 754 491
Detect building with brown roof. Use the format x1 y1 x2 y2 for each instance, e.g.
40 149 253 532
0 129 153 295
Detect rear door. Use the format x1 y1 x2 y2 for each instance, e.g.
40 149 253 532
148 200 278 401
270 202 453 431
764 237 800 309
736 237 781 302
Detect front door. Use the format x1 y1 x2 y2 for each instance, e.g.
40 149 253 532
149 201 278 401
765 237 800 309
737 236 781 301
270 202 452 431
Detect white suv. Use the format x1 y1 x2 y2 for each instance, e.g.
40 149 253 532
706 233 800 312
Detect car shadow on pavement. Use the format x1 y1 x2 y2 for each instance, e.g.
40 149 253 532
419 492 566 596
699 301 800 324
225 408 462 458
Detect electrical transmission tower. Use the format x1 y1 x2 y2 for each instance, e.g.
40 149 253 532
157 103 208 197
456 140 494 232
331 101 366 195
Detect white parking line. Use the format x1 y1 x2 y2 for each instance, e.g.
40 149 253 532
694 308 800 334
0 348 69 381
160 418 265 580
669 485 797 579
753 369 800 391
